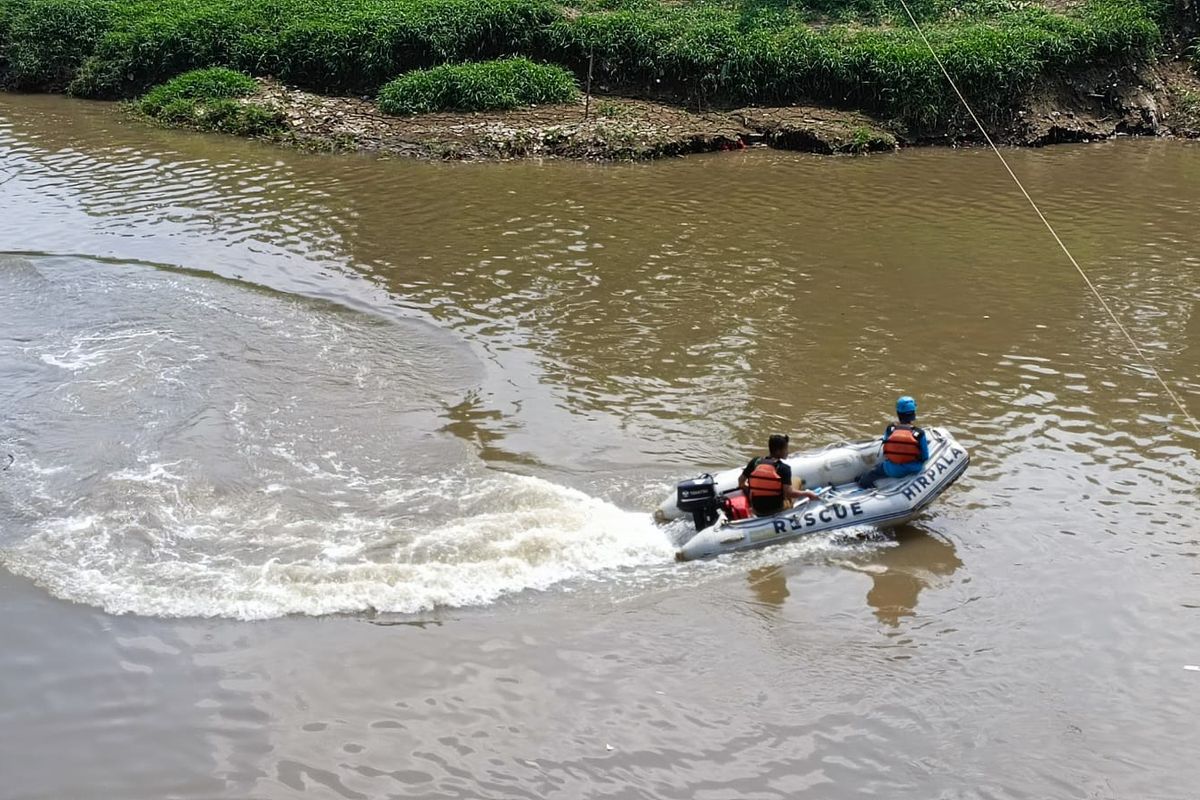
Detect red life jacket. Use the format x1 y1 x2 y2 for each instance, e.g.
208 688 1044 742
883 425 923 464
747 459 785 499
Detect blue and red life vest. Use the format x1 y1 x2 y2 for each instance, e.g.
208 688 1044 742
883 425 923 464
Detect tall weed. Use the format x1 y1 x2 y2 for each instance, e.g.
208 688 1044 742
0 0 1165 129
3 0 110 89
379 56 578 113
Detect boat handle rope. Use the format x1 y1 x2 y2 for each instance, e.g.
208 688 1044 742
895 0 1200 436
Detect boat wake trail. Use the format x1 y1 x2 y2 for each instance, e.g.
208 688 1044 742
0 256 671 619
1 465 672 619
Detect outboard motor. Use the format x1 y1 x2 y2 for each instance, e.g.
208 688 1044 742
676 474 720 531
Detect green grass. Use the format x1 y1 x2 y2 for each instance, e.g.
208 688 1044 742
849 125 876 151
134 67 284 135
544 0 1160 126
0 0 1169 129
2 0 111 90
379 57 578 114
136 66 256 114
0 0 562 97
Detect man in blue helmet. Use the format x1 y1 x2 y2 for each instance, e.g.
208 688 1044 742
856 395 930 489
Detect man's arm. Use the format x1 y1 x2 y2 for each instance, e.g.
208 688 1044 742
737 458 755 493
786 485 823 502
779 464 821 502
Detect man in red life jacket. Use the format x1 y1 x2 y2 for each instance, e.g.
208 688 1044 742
737 434 823 516
857 395 930 489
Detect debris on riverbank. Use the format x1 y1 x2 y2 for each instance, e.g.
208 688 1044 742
157 63 1198 162
1159 60 1200 138
248 79 900 160
1000 60 1200 145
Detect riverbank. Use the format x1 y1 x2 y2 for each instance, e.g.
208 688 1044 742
129 60 1200 162
2 0 1197 160
243 78 903 159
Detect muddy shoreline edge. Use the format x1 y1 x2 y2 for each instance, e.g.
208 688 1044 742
132 61 1200 162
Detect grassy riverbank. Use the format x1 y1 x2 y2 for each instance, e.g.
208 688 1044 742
1 0 1196 157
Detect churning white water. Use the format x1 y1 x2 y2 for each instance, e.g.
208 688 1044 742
0 256 676 619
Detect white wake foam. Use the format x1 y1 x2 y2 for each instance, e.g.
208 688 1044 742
0 257 677 619
1 469 674 620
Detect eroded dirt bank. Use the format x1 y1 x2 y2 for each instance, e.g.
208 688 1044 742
141 62 1200 161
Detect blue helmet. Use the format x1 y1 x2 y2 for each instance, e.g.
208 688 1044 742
896 395 917 416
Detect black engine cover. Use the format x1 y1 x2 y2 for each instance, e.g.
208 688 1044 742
676 474 717 512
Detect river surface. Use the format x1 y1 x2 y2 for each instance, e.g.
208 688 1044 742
1 94 1198 799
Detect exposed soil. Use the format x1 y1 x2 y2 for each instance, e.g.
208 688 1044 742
1001 61 1200 146
254 80 900 160
227 65 1199 162
1157 59 1200 137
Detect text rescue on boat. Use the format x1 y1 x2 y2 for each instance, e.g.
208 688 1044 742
768 446 966 535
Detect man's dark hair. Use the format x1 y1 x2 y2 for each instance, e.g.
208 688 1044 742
768 434 789 454
898 411 917 424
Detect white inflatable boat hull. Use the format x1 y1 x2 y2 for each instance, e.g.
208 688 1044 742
666 427 969 561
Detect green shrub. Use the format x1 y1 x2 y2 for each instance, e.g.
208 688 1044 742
53 0 563 98
2 0 110 90
71 3 281 98
378 57 579 114
134 67 283 136
136 66 256 115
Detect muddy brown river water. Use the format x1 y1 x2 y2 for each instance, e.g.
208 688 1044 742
1 94 1198 799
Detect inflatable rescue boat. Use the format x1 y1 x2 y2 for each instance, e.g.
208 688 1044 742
660 427 969 561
